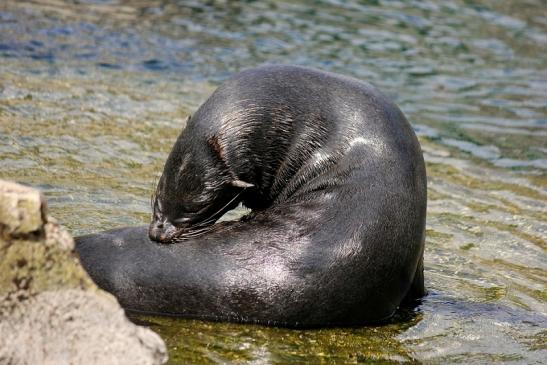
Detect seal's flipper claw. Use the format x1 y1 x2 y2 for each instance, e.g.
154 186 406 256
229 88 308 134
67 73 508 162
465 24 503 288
230 180 254 189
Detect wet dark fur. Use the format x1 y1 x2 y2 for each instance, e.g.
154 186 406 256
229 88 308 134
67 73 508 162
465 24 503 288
76 65 427 327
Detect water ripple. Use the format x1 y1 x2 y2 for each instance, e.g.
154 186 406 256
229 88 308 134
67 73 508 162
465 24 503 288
0 0 545 364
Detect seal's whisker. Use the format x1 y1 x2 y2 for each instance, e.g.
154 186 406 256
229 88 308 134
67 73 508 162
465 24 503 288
176 226 211 236
172 226 213 241
149 174 160 213
192 188 248 227
193 218 217 228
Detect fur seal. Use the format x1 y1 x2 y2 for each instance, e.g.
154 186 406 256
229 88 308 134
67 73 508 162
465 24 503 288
76 65 427 327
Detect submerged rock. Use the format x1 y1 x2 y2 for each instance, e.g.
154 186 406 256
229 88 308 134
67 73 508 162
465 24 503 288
0 180 167 365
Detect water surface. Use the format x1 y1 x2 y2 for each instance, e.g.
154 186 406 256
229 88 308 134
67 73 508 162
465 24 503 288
0 0 545 364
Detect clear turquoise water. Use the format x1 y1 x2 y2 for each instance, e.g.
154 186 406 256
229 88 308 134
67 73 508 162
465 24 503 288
0 1 545 364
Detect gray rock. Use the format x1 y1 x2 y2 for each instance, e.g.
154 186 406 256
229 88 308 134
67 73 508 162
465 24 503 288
0 180 168 365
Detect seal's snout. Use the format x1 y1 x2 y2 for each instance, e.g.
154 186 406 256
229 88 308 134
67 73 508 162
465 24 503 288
148 221 162 242
148 220 176 243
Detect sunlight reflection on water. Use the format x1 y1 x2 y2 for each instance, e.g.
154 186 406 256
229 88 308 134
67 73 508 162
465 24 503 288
0 0 545 364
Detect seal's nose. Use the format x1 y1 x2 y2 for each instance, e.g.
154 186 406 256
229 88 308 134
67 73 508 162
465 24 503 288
148 220 165 242
149 219 178 243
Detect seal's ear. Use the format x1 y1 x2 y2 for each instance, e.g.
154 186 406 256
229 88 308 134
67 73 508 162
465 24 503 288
231 180 254 189
207 134 224 161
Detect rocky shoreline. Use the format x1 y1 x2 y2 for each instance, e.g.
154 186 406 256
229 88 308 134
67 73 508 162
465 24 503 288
0 180 167 365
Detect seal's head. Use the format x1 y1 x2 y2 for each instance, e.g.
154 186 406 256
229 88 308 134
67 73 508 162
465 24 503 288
149 128 253 243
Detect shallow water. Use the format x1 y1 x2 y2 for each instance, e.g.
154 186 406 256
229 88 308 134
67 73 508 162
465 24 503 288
0 0 545 364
